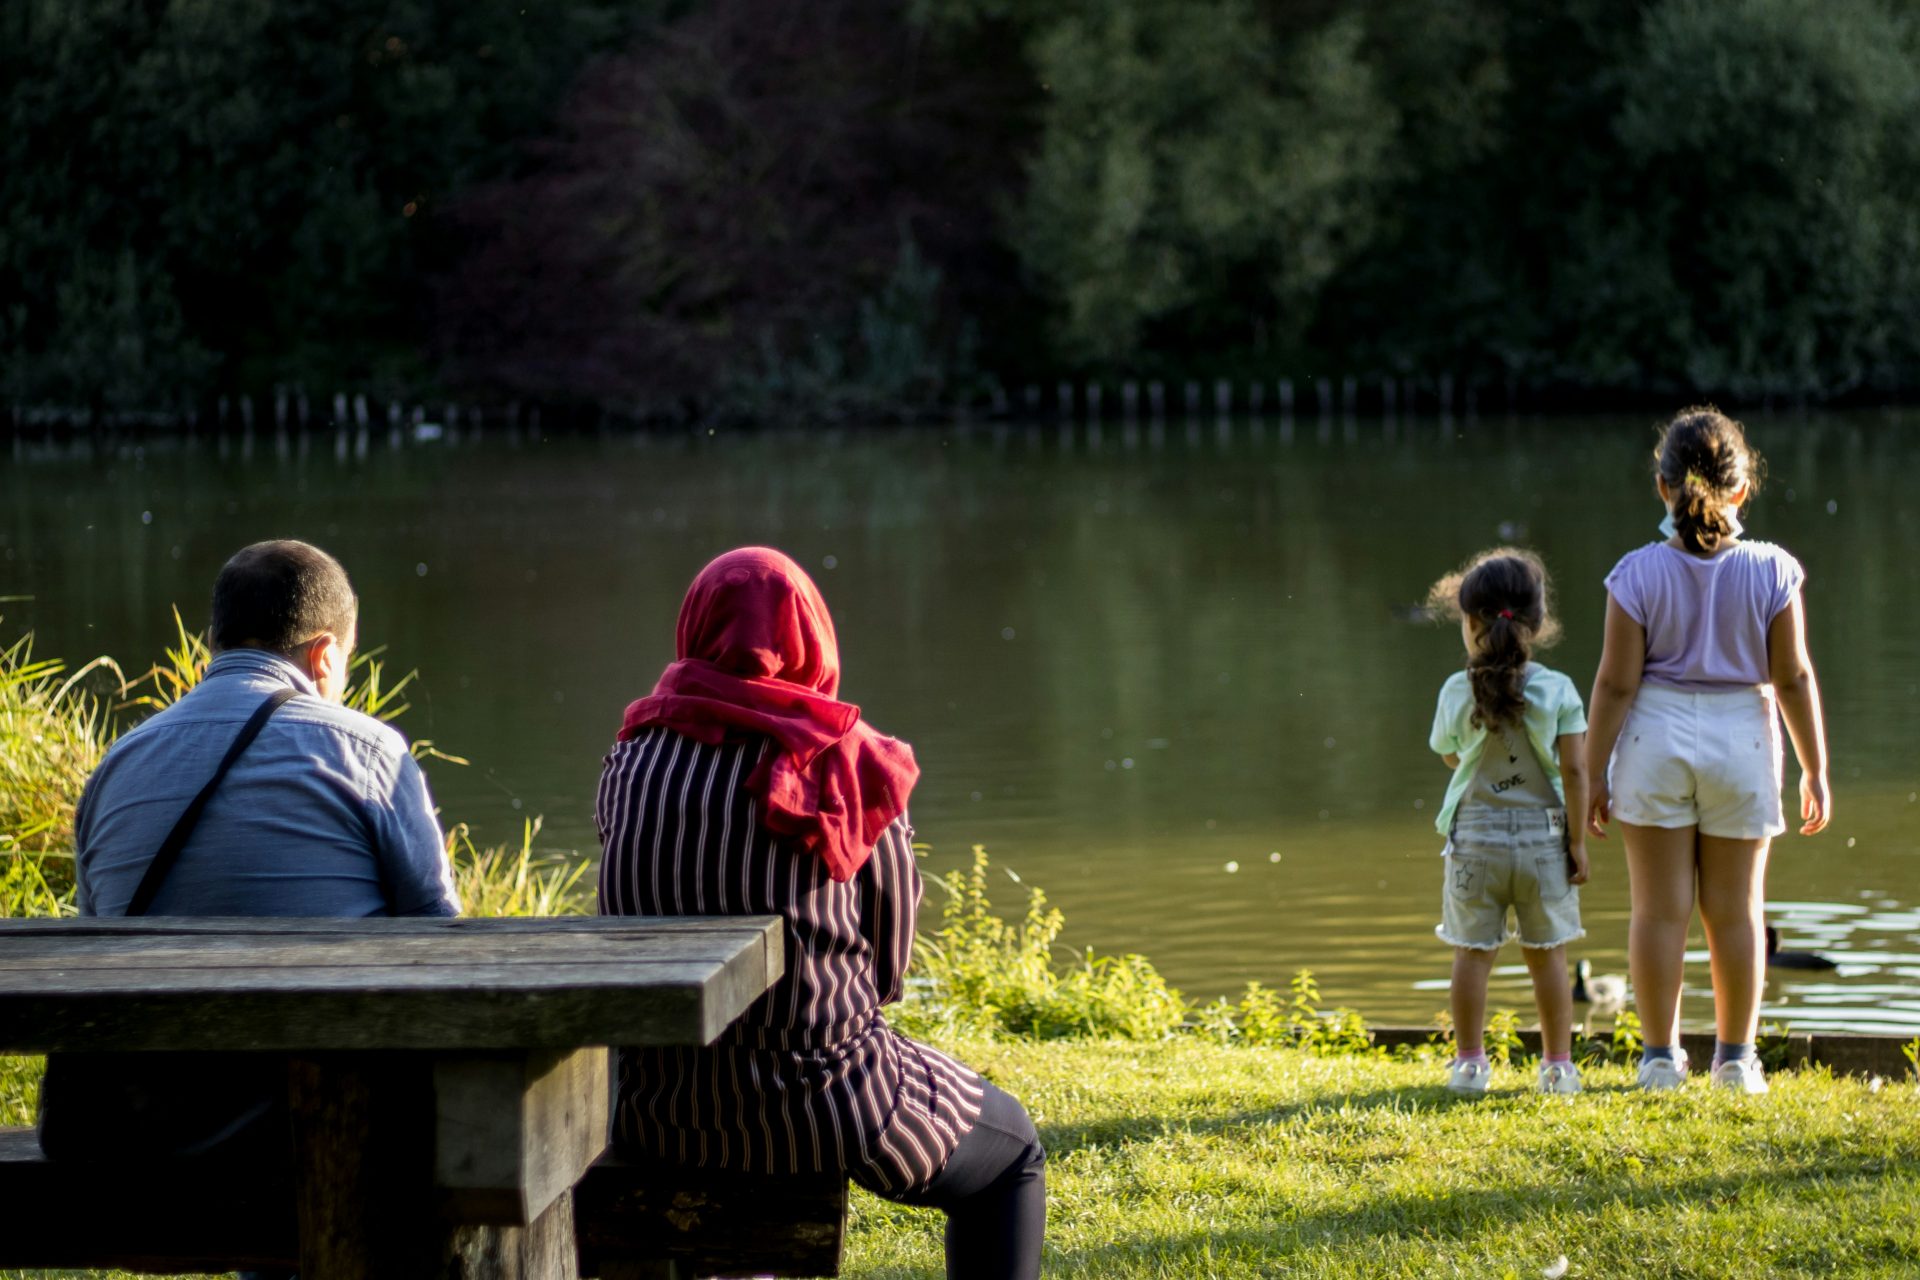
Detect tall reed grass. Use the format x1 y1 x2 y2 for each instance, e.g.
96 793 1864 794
1 611 573 921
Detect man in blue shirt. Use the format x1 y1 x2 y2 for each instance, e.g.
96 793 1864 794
42 539 459 1159
75 540 457 918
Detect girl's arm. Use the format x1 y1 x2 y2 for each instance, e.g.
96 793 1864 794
1556 731 1589 884
1584 594 1646 838
1768 594 1831 835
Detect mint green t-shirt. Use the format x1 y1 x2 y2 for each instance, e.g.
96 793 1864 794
1428 663 1588 838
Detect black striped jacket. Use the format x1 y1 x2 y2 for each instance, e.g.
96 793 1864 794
596 726 984 1194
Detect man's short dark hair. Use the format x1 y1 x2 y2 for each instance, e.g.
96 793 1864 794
211 541 358 654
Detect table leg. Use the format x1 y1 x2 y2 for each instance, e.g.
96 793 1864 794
290 1055 584 1280
445 1188 580 1280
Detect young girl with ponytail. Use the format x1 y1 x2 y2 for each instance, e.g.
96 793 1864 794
1427 549 1590 1096
1586 408 1830 1094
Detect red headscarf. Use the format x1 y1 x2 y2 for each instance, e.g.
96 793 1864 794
618 547 920 882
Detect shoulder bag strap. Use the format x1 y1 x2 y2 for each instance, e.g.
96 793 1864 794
123 686 301 918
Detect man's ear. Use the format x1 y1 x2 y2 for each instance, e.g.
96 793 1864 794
304 632 346 686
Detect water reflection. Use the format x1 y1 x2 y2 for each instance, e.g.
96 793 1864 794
4 412 1918 1031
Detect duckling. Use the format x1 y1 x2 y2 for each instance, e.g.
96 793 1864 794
1766 924 1839 971
1571 958 1628 1010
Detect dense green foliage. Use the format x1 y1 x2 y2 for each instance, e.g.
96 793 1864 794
1 0 634 412
7 0 1920 414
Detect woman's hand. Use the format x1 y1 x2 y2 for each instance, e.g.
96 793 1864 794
1587 780 1612 839
1799 772 1831 836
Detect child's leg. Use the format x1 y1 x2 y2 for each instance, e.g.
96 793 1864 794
1622 821 1697 1050
1450 946 1498 1054
1696 834 1772 1047
1522 945 1572 1059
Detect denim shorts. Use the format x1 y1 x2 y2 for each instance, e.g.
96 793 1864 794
1436 806 1584 950
1608 684 1784 839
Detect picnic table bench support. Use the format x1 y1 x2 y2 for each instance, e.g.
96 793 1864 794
292 1049 607 1280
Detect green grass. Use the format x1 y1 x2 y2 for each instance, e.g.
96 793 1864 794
10 1036 1917 1278
846 1036 1920 1278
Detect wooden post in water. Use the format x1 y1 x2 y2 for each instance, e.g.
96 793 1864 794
274 386 289 429
1086 383 1103 419
353 395 370 428
1183 381 1201 417
1213 379 1232 417
295 388 311 429
1056 381 1074 418
332 393 348 426
1248 381 1265 416
1314 377 1332 419
1147 381 1166 418
1121 380 1139 418
1277 378 1294 418
1341 376 1357 418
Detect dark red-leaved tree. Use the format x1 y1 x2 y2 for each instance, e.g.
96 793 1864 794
436 0 1038 418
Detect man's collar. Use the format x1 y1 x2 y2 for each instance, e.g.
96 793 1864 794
205 648 321 698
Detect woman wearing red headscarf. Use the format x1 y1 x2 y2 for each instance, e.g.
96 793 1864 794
596 547 1045 1279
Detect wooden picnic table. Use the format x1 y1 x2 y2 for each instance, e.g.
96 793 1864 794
0 913 785 1280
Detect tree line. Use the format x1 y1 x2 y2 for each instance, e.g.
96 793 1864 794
5 0 1918 422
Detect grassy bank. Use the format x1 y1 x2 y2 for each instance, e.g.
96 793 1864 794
847 1036 1920 1279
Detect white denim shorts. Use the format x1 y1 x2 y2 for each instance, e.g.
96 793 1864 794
1608 683 1784 839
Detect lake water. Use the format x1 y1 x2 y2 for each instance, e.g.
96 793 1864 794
6 412 1918 1033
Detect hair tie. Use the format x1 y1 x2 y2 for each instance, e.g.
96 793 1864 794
1498 609 1514 620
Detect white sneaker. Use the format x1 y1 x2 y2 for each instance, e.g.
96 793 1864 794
1710 1057 1769 1095
1537 1062 1583 1095
1637 1049 1691 1091
1447 1058 1492 1096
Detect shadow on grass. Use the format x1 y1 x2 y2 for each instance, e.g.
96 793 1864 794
1052 1159 1920 1274
1036 1081 1505 1156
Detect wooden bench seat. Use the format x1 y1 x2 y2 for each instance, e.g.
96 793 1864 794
0 1125 844 1279
0 1124 297 1273
574 1152 846 1279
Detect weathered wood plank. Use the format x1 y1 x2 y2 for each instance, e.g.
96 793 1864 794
3 974 733 1052
0 931 775 970
0 918 784 1054
436 1048 611 1225
0 916 780 937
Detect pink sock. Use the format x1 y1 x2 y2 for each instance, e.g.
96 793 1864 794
1544 1053 1572 1066
1456 1047 1487 1062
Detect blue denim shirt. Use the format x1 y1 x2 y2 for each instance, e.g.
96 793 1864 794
75 649 459 917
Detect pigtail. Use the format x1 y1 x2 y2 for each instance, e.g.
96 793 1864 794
1467 612 1531 730
1672 471 1734 554
1658 407 1762 554
1430 547 1560 733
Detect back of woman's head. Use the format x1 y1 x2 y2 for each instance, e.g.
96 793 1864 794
1428 548 1560 731
1656 407 1763 555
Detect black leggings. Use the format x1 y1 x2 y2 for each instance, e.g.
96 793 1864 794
904 1081 1047 1280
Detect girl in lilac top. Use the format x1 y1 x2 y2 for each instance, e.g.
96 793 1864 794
1584 408 1831 1096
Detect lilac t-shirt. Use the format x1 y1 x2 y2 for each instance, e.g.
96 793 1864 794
1604 540 1805 690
